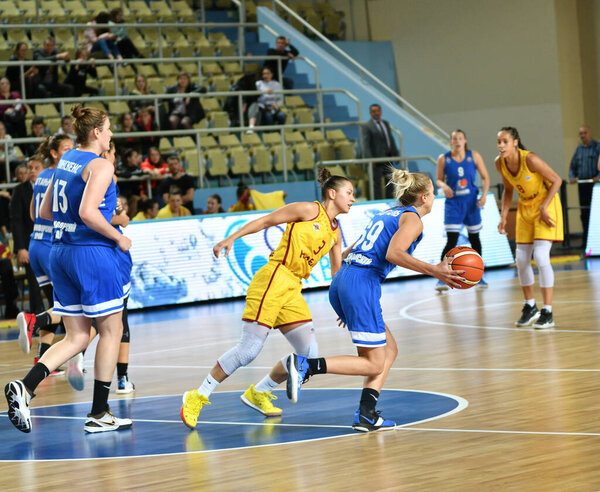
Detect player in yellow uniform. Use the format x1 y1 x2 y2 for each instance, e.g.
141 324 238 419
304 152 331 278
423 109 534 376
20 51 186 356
496 127 563 329
180 169 355 427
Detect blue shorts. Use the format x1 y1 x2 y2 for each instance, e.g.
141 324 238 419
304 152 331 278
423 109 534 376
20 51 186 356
29 240 52 287
50 243 124 318
117 249 132 298
444 194 482 233
329 263 386 347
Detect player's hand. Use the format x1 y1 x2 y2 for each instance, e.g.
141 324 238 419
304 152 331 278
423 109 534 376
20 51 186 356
117 235 131 252
336 317 346 329
213 237 234 258
443 185 453 199
477 195 486 208
434 258 465 289
17 249 29 265
539 207 556 228
498 218 508 235
569 177 577 184
594 176 599 183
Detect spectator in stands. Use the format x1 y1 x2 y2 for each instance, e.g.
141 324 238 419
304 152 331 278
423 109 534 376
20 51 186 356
157 189 191 218
363 103 399 199
33 37 73 98
9 155 45 315
109 8 143 59
157 155 196 213
0 122 22 182
5 43 39 100
117 112 141 156
0 77 26 138
132 198 159 221
56 115 76 142
228 183 256 212
141 147 168 177
22 117 47 158
83 12 122 60
166 72 206 130
14 164 27 183
203 194 224 214
64 47 98 97
134 106 159 155
129 74 156 116
224 72 258 127
116 148 145 215
0 256 20 319
247 67 285 132
0 186 10 238
264 36 299 90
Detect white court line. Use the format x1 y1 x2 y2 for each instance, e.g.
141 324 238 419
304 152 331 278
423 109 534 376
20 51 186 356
398 427 600 437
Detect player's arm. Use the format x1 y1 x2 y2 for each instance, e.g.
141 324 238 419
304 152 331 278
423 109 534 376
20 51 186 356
39 175 54 221
213 201 318 257
525 152 562 227
29 196 34 222
495 157 513 235
436 154 452 198
472 150 490 207
80 158 131 251
329 228 342 278
386 212 463 288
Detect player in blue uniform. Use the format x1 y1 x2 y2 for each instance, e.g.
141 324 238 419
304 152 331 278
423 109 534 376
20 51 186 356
435 129 489 291
286 170 464 432
5 104 132 434
17 135 73 367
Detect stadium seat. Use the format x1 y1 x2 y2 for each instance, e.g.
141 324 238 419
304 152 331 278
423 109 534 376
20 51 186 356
250 146 273 177
173 136 196 152
108 101 131 116
35 104 60 118
218 134 242 149
271 144 295 176
205 148 231 184
182 148 200 177
229 147 251 178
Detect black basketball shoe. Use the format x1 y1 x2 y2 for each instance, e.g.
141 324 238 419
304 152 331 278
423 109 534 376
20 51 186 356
515 304 540 327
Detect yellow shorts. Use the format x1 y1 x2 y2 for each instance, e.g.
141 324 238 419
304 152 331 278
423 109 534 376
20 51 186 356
242 261 311 329
516 193 563 243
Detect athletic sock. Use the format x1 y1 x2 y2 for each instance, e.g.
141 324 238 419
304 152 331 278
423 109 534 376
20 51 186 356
359 388 380 415
90 380 111 416
525 298 536 307
542 305 552 313
307 357 327 375
34 312 51 330
116 362 128 379
38 342 51 358
197 374 219 397
255 375 279 393
22 362 50 395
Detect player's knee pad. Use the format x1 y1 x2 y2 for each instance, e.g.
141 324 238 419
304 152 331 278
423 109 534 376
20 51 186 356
533 240 554 288
283 322 318 358
515 243 535 286
217 322 270 376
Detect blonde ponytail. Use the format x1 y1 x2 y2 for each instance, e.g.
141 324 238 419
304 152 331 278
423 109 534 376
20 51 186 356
389 169 431 206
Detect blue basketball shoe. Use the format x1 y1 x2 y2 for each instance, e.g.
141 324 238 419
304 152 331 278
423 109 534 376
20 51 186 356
352 409 396 432
477 277 488 288
286 353 309 403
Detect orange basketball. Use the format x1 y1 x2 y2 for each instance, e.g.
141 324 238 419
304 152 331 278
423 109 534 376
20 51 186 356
445 246 484 289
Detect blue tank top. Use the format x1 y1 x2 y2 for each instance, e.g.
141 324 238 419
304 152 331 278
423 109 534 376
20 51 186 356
345 205 423 281
52 148 118 247
444 149 478 197
30 167 55 244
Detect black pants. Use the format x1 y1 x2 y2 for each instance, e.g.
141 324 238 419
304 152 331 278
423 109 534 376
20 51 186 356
372 162 394 200
578 182 594 240
24 263 45 314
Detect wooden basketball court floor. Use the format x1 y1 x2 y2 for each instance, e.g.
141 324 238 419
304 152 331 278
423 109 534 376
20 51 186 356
1 259 600 491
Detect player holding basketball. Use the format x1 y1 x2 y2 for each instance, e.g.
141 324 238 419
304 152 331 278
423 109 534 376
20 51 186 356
436 129 490 291
180 169 354 428
4 104 132 433
286 170 464 432
496 126 563 329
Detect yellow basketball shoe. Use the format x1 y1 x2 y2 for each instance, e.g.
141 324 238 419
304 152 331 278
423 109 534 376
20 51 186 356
180 390 211 429
241 384 283 417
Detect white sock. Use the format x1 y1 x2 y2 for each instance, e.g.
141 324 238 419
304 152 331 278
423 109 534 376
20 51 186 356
255 375 279 393
198 374 219 397
525 298 535 307
542 305 552 313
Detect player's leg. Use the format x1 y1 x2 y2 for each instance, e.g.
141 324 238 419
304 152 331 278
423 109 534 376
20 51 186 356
438 199 462 291
116 297 135 394
465 198 485 286
532 239 555 329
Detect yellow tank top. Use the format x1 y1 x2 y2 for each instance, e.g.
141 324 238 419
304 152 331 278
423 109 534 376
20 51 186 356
500 149 550 203
269 201 338 279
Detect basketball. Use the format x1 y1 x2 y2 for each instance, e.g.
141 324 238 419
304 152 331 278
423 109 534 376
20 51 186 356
445 246 484 288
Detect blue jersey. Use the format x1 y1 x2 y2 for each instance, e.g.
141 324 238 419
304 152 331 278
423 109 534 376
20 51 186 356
52 148 118 247
345 206 423 281
444 150 478 197
30 168 55 244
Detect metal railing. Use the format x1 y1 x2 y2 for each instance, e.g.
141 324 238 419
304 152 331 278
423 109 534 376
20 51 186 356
317 155 436 200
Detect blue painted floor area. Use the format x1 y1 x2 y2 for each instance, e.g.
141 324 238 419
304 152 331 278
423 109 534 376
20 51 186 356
0 389 463 461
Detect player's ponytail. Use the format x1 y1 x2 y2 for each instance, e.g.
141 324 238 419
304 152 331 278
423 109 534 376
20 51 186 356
318 167 351 201
500 126 527 150
390 169 431 206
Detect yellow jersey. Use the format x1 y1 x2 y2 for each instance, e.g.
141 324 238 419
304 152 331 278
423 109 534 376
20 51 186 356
499 149 551 204
269 201 338 279
157 204 191 218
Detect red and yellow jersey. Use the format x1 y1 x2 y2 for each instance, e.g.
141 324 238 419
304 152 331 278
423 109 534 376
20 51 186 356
269 201 338 279
499 149 551 205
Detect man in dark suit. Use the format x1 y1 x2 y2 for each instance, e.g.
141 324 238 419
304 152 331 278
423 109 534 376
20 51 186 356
9 156 45 315
363 104 399 199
